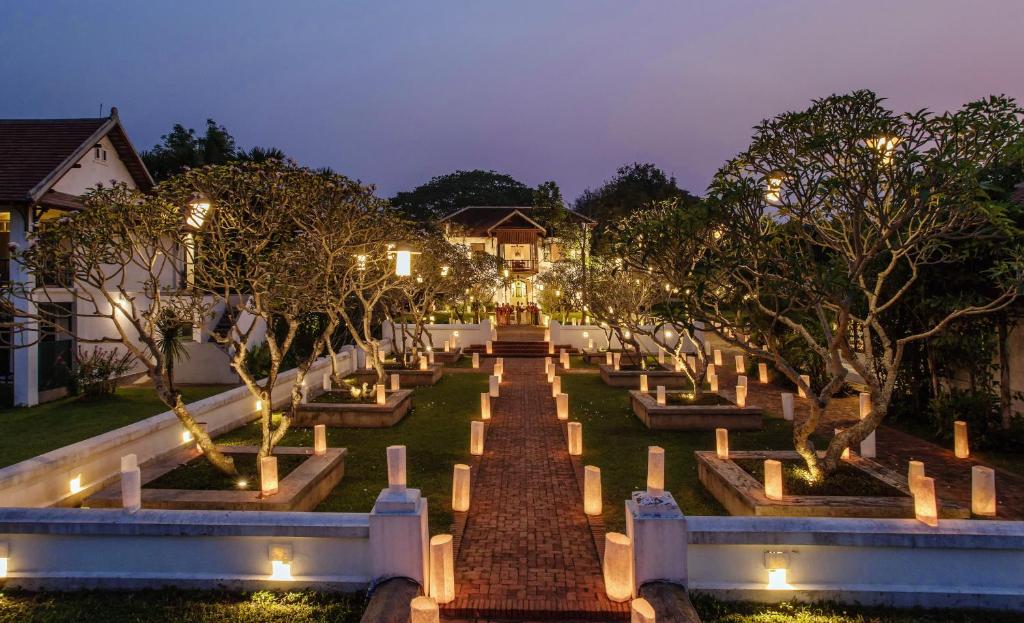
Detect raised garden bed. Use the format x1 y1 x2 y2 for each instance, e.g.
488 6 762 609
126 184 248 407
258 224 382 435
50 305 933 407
350 363 443 387
630 390 762 431
86 445 346 512
432 348 463 365
294 388 413 428
581 349 643 366
599 363 690 388
696 449 970 519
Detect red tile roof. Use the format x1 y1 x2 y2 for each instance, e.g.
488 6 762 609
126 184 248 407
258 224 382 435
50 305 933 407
0 112 153 204
440 206 593 236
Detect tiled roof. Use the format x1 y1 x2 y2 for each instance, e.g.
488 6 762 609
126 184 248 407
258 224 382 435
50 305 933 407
440 206 593 236
0 113 153 204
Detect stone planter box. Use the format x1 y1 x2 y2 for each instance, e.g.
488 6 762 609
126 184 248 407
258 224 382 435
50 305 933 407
600 363 689 389
293 388 413 428
351 363 443 387
696 449 970 519
582 349 642 366
630 390 762 431
87 445 346 512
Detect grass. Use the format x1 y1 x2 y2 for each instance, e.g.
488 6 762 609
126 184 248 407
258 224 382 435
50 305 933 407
146 453 307 491
0 589 365 622
734 459 902 497
885 416 1024 478
690 594 1024 622
561 373 815 532
216 372 488 533
0 385 233 469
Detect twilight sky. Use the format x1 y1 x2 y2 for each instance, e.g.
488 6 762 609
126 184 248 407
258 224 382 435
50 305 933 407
2 1 1023 201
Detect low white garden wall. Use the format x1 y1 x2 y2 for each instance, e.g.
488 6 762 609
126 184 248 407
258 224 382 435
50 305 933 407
0 507 372 591
0 345 381 509
550 320 701 354
685 516 1024 610
382 320 492 350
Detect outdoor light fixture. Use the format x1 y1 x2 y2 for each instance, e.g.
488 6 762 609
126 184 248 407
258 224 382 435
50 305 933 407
656 386 666 406
603 532 633 602
410 596 440 623
758 363 769 384
716 428 729 459
69 474 83 495
260 457 279 496
639 374 648 393
387 445 407 491
972 466 996 517
709 374 719 393
187 194 211 229
355 254 367 271
764 459 783 500
908 460 925 493
269 545 293 581
780 392 794 420
764 551 792 590
255 399 263 413
182 430 193 443
429 534 456 603
631 598 656 623
584 466 602 516
556 393 569 421
452 464 471 512
395 250 412 276
647 446 665 497
314 424 327 456
914 476 939 527
954 420 970 458
502 268 510 278
440 265 449 277
567 422 583 456
0 543 9 579
470 421 485 455
764 175 783 204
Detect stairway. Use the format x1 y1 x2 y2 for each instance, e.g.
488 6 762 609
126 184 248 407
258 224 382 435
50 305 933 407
463 340 580 358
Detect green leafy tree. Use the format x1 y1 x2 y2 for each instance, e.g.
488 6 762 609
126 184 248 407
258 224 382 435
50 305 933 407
390 170 534 221
142 119 287 181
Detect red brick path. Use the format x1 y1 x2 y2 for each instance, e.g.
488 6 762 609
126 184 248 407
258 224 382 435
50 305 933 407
442 357 629 621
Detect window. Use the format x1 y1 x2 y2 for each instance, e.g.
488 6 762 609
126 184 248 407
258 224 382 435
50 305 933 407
470 242 486 254
0 212 10 233
93 145 108 163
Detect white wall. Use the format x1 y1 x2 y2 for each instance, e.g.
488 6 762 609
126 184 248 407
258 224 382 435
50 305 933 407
550 320 700 354
0 507 371 591
0 351 356 509
383 320 491 350
685 516 1024 610
52 135 137 195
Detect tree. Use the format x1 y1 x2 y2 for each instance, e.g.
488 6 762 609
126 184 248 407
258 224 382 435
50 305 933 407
574 163 699 249
703 90 1024 481
141 119 287 182
390 170 534 221
0 184 236 474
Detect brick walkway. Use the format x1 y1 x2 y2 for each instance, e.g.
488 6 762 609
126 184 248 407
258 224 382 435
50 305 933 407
713 360 1024 520
442 357 629 622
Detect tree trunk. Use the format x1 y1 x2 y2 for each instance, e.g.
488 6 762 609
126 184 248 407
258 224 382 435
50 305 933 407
999 315 1012 430
171 396 237 476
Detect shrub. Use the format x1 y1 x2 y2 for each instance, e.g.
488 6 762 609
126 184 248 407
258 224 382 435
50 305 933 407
928 388 1024 450
71 346 135 398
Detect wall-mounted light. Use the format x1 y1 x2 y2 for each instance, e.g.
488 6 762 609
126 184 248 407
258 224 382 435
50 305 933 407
764 550 791 590
187 195 211 229
0 542 9 579
269 544 293 580
69 473 83 495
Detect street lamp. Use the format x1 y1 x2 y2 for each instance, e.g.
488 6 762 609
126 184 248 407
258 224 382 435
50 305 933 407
186 193 211 229
388 243 420 277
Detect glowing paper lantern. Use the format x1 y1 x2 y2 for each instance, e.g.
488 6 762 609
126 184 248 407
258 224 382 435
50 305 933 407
562 352 571 370
556 393 569 420
314 424 327 455
713 349 723 366
758 363 768 384
548 341 555 355
638 374 649 393
735 354 746 374
781 393 794 421
394 250 412 276
736 384 747 408
716 428 729 459
972 465 996 517
606 352 613 366
709 374 719 393
588 338 594 350
656 386 666 406
390 373 400 391
674 357 683 373
603 532 633 602
647 446 665 497
121 466 141 513
410 596 440 623
443 340 450 353
419 356 429 371
584 466 602 516
375 384 386 406
472 352 480 369
486 341 493 354
707 363 716 377
452 464 471 512
547 367 555 384
764 459 783 500
737 375 747 388
269 545 293 580
567 422 583 456
69 474 83 495
552 376 561 397
480 393 491 420
387 445 407 492
908 460 925 492
260 456 279 496
255 399 263 413
914 476 939 527
429 534 455 603
798 375 810 398
428 350 435 365
859 392 871 420
470 421 485 455
613 353 621 371
544 328 551 342
489 375 500 398
631 598 656 623
954 420 969 458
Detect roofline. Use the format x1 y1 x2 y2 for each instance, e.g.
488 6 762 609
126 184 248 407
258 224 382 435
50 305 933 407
25 111 154 203
438 204 596 226
486 209 546 235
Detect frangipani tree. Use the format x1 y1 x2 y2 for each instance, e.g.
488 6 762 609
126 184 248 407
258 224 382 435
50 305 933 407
1 184 236 474
706 90 1024 480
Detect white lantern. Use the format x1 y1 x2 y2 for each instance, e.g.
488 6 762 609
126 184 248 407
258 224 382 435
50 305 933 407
606 352 613 366
394 249 412 276
260 456 279 496
556 393 569 421
419 356 429 371
552 375 561 397
584 465 602 516
410 596 440 623
452 464 471 512
914 476 939 527
489 375 500 398
706 363 716 377
780 393 794 421
631 598 656 623
908 460 925 493
546 366 555 384
470 421 485 455
764 459 783 500
647 446 665 497
859 392 871 420
390 373 400 391
472 352 480 369
428 534 455 603
735 354 745 374
656 386 666 406
567 422 583 456
758 362 768 384
480 393 491 420
613 353 621 371
375 384 386 406
972 465 996 517
716 428 729 459
121 467 141 513
387 445 407 492
486 340 493 355
954 420 969 458
736 384 747 408
709 374 719 393
314 424 327 455
639 374 648 393
603 532 633 602
713 349 723 366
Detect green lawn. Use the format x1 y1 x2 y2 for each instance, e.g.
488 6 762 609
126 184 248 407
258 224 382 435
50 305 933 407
0 590 364 623
691 594 1022 622
216 372 487 533
561 374 807 532
0 385 232 469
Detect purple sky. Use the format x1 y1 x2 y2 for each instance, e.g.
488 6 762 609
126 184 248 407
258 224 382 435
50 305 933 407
2 1 1022 200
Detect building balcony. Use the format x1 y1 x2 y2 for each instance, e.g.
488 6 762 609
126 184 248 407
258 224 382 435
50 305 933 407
502 258 538 274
